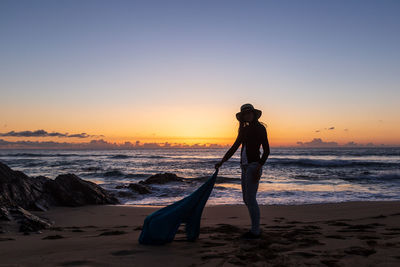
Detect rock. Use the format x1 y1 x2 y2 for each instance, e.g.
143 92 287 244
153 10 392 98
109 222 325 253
140 173 183 185
0 161 119 232
127 183 151 194
0 162 50 211
0 206 11 221
45 173 119 207
115 183 151 194
0 161 119 209
8 206 52 232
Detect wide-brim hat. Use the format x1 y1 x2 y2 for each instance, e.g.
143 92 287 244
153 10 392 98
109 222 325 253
236 103 262 121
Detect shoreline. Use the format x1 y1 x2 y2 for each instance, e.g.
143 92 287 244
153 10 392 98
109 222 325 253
1 201 400 266
119 199 400 207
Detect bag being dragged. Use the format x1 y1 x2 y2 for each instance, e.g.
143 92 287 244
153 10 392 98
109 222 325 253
139 169 219 245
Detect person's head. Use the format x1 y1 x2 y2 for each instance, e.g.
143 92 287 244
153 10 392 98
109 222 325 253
241 109 255 122
236 103 261 123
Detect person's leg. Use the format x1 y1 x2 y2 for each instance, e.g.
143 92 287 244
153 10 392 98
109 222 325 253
240 164 248 205
244 162 262 235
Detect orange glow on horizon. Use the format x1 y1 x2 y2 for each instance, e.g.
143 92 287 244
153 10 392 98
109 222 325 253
1 103 399 147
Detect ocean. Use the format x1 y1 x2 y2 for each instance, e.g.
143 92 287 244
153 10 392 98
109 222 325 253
1 147 399 206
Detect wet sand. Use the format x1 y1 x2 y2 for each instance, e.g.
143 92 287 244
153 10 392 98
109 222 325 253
1 201 400 266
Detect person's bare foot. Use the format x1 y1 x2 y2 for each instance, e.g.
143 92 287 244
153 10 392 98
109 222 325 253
240 231 260 240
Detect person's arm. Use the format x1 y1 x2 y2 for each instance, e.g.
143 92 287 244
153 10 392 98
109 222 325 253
258 125 270 166
215 130 242 169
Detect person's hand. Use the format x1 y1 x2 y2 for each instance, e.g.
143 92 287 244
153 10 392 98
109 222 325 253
215 160 223 170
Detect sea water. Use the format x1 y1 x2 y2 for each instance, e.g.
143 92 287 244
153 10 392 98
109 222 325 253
1 147 399 206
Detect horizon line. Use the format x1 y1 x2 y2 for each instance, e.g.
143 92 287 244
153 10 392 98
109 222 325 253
0 138 398 149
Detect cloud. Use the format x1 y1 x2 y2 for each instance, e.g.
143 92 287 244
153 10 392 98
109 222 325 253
314 126 336 133
67 133 96 138
0 130 101 138
297 138 338 147
342 141 378 147
0 130 51 137
297 139 385 148
343 141 358 147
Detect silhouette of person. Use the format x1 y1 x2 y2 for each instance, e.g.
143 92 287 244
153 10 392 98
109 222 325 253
215 103 270 239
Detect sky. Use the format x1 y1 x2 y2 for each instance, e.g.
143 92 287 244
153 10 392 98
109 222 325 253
1 0 399 147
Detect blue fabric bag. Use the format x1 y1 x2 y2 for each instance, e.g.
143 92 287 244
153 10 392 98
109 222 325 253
139 169 219 245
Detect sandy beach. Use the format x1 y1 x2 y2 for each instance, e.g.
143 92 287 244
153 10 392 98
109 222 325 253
1 201 400 266
2 0 400 266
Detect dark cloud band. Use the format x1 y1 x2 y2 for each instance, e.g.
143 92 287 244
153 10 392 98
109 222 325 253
0 130 101 138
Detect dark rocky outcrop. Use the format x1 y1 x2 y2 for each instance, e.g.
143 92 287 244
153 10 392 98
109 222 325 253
8 206 53 232
0 162 51 211
114 172 188 197
127 183 151 194
116 183 151 194
0 161 119 210
140 173 183 185
46 174 119 207
0 206 11 221
1 205 53 233
0 161 119 232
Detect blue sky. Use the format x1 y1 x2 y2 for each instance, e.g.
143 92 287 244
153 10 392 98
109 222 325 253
1 0 399 145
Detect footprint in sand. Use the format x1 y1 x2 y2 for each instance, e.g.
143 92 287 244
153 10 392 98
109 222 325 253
273 217 285 222
338 224 381 233
325 234 347 240
366 240 378 246
98 230 127 236
297 237 324 247
290 251 317 258
357 235 379 240
201 241 226 248
386 227 400 231
0 237 15 241
113 225 129 228
320 259 340 267
344 246 376 257
201 252 229 260
59 260 93 266
326 221 351 227
287 220 302 224
42 235 64 240
264 225 295 229
371 214 387 219
96 228 111 232
49 226 64 231
303 225 322 230
82 225 98 228
201 224 241 235
110 250 139 256
384 242 400 248
71 229 84 232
